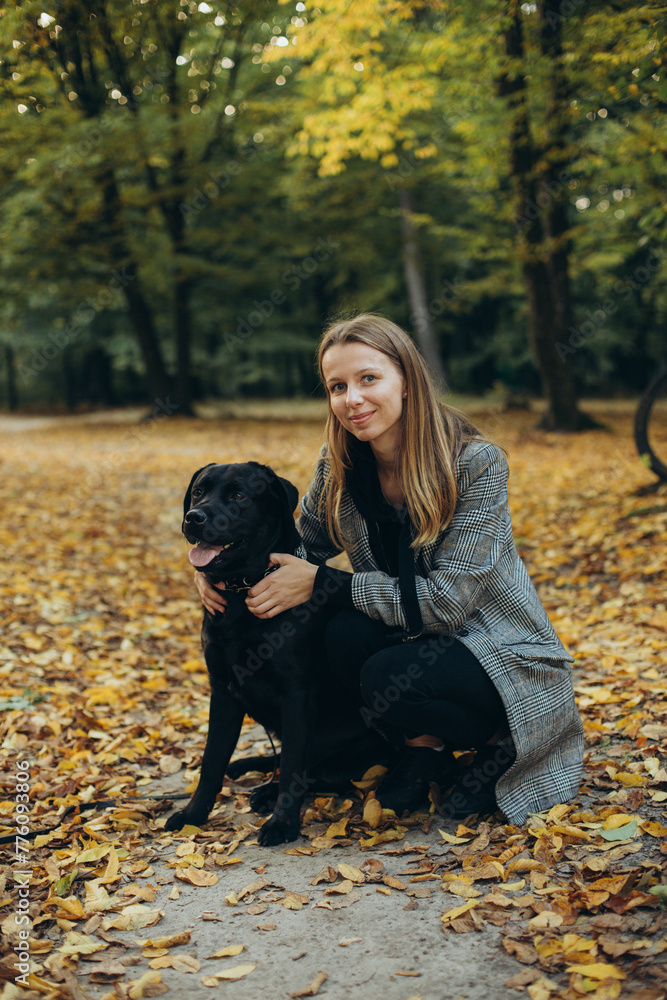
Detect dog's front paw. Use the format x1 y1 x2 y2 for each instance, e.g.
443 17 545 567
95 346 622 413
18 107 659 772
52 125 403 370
249 782 279 815
257 812 300 846
164 807 209 832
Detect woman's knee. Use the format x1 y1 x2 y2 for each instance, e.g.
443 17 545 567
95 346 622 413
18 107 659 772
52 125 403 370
359 651 415 714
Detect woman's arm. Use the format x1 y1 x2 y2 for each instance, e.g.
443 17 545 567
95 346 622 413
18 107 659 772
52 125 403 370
350 443 510 632
194 571 227 615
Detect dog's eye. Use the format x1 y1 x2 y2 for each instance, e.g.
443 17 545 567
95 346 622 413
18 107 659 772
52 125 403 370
231 491 245 502
192 487 203 498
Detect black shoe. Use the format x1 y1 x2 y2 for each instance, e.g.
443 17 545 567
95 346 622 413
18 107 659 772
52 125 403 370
377 746 459 816
437 737 516 821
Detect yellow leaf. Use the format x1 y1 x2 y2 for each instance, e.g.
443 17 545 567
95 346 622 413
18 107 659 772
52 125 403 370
382 875 407 891
83 881 113 914
326 879 354 895
446 880 482 899
58 932 107 957
566 963 625 980
359 826 406 847
529 911 563 928
128 971 164 998
526 978 558 1000
77 845 112 864
209 944 244 958
640 819 667 837
174 867 218 887
148 954 201 973
211 963 256 981
103 905 164 931
362 796 383 829
45 896 85 919
99 847 120 883
438 829 471 844
602 814 635 830
325 817 348 838
338 863 365 884
441 899 479 923
612 772 646 787
143 930 193 950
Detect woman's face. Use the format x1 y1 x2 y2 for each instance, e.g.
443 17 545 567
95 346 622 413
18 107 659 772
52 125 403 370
321 342 406 454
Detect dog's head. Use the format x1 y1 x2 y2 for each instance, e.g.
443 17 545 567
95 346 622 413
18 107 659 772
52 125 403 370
182 462 299 580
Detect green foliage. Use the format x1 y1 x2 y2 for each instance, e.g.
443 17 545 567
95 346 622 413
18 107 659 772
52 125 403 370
0 0 664 408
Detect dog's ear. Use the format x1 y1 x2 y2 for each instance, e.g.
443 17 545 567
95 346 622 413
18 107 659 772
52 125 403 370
276 475 299 520
183 464 216 520
248 462 299 523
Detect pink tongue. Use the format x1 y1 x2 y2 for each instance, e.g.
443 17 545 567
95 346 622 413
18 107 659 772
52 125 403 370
189 544 224 568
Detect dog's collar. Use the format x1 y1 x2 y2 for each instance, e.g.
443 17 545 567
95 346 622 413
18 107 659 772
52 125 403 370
217 542 308 595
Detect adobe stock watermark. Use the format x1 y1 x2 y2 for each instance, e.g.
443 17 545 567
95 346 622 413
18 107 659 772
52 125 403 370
230 572 347 687
13 758 32 988
557 246 663 362
19 268 135 385
179 144 258 221
223 236 340 351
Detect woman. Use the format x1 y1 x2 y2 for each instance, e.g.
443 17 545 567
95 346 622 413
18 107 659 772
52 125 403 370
196 314 584 824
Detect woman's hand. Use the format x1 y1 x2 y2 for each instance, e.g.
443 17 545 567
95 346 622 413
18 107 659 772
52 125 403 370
194 570 227 615
246 553 318 619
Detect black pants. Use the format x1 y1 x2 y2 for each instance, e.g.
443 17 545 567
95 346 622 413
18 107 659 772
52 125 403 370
324 608 507 750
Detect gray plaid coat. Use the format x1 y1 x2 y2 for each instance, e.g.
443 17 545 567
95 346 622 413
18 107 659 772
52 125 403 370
297 439 584 825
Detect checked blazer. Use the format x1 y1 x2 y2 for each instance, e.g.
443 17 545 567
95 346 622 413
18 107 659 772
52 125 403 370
297 439 584 825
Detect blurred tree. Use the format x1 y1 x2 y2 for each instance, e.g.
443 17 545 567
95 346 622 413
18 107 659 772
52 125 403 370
272 0 665 427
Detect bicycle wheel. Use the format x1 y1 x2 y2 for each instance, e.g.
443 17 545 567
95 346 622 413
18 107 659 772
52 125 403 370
634 367 667 481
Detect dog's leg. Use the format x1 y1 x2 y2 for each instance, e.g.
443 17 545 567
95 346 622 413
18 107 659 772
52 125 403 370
257 687 315 846
165 685 243 831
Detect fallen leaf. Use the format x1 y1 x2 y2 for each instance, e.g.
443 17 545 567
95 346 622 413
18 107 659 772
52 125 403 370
207 943 245 961
209 963 256 981
128 970 169 998
290 971 328 997
566 963 626 980
148 953 201 973
174 867 219 887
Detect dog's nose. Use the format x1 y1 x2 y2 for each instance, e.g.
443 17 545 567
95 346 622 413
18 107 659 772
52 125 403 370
185 508 207 525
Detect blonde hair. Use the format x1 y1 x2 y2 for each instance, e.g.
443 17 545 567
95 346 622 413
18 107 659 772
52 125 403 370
317 313 485 550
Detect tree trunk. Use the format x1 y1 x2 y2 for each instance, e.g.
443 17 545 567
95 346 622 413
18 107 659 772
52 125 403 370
398 188 447 386
62 346 77 411
174 276 195 416
500 1 597 430
4 345 18 411
99 176 172 404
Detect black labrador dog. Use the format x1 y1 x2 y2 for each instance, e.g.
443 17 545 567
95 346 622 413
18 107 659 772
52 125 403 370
165 462 393 845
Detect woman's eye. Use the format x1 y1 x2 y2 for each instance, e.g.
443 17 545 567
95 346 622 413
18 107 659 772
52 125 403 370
362 374 376 383
331 383 345 393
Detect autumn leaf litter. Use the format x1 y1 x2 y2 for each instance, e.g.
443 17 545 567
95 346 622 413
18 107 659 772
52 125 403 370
0 407 666 1000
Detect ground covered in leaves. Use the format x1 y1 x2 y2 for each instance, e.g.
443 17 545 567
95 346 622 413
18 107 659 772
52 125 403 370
0 402 666 1000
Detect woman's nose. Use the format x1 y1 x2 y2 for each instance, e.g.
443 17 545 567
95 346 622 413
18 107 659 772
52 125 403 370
346 385 363 406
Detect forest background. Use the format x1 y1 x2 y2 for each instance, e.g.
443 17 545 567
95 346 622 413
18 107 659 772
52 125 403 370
0 0 665 432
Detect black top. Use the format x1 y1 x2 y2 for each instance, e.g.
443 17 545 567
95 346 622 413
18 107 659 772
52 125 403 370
312 438 413 618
